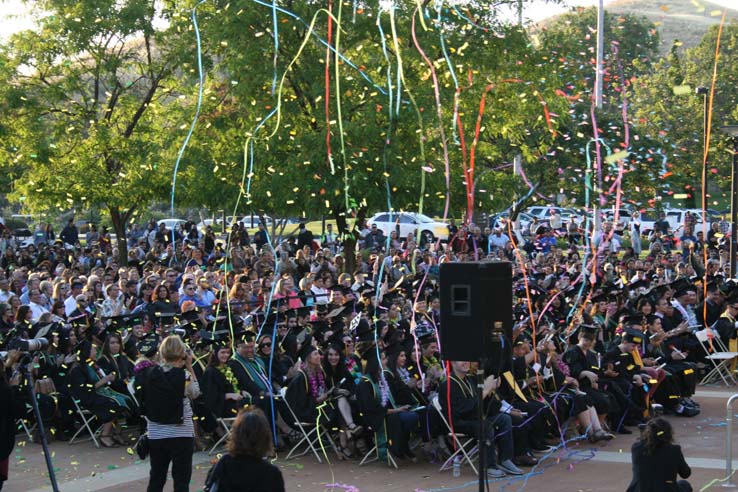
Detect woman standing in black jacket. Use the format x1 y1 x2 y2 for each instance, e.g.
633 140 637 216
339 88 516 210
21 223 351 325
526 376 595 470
143 335 200 492
205 408 285 492
0 356 18 491
627 417 692 492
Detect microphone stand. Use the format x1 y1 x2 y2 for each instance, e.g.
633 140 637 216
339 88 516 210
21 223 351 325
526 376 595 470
18 353 60 492
476 361 487 492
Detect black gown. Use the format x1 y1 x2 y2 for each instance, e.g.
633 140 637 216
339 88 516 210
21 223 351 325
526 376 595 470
201 366 242 419
285 369 337 426
356 376 411 459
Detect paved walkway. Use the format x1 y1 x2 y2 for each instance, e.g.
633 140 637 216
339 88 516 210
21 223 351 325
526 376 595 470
6 385 738 492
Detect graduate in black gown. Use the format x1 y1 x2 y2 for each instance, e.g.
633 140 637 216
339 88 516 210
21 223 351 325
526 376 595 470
356 349 418 461
201 345 249 419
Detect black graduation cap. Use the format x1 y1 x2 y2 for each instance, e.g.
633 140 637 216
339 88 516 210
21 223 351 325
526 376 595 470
264 310 286 327
357 342 379 361
622 328 645 344
727 289 738 305
295 306 311 318
629 279 650 292
330 284 351 295
621 314 645 328
591 293 616 304
384 340 406 357
197 329 230 347
297 338 319 361
353 318 376 343
578 324 599 338
107 313 144 332
137 334 159 357
417 330 437 346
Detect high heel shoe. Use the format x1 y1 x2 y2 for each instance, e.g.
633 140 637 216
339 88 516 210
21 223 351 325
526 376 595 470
100 434 117 448
112 432 126 446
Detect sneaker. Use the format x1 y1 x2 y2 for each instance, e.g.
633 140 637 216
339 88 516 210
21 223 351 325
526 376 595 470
487 467 506 479
531 443 556 453
677 405 700 417
498 459 524 476
513 454 538 466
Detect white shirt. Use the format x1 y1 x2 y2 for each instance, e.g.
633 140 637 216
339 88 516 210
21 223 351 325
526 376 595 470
311 285 329 305
64 296 78 316
29 302 49 323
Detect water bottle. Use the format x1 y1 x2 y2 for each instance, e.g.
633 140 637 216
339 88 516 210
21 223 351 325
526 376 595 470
452 456 461 478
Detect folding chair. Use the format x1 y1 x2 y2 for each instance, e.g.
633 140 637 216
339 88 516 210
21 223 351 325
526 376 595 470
16 417 36 440
68 398 102 447
126 379 140 408
695 329 738 386
208 417 237 455
279 387 337 463
357 433 398 469
431 395 478 476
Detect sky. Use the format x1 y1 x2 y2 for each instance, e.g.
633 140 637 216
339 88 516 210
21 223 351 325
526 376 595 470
0 0 736 38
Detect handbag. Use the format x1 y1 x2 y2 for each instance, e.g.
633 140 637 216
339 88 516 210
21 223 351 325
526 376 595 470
204 456 224 492
135 434 149 460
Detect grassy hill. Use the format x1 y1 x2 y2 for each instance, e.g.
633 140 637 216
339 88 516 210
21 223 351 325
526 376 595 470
536 0 738 55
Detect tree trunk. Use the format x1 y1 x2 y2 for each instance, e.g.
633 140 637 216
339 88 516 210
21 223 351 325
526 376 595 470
109 206 133 266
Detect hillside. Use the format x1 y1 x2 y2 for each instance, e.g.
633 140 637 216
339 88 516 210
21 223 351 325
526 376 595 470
537 0 738 55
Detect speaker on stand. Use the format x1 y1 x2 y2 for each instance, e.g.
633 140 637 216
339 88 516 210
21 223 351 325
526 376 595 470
439 261 514 492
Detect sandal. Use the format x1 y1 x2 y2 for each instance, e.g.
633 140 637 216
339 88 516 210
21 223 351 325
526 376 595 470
100 435 117 448
338 446 354 460
347 424 363 437
286 429 303 445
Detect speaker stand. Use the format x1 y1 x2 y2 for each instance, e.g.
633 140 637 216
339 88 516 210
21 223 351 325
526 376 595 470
476 361 486 492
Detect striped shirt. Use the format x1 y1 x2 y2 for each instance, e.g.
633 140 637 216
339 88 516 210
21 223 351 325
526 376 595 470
147 365 200 440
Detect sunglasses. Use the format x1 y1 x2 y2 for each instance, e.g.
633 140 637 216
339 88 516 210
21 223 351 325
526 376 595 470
260 342 272 348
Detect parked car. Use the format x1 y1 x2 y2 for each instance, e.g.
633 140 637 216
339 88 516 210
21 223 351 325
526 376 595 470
157 218 187 231
367 212 449 242
236 214 274 229
489 211 535 232
524 206 581 222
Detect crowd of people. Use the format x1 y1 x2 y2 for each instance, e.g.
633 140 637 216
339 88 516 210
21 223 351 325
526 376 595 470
0 209 728 490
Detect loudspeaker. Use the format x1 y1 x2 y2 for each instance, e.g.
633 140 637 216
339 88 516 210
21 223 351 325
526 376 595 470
439 261 513 362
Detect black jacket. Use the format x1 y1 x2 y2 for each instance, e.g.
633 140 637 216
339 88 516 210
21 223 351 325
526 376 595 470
210 454 285 492
626 441 691 492
141 365 185 424
0 378 16 461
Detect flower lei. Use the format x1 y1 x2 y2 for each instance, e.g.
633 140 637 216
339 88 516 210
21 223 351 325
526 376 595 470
397 366 412 385
378 375 391 407
218 364 240 393
304 365 326 399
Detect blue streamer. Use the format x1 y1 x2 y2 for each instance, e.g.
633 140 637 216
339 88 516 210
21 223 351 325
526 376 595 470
169 0 208 246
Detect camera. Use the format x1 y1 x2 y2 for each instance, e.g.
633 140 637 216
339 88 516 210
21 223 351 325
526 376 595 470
7 337 49 352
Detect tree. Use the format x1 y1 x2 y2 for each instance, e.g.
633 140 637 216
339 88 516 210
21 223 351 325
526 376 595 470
631 23 738 210
535 7 663 211
0 0 198 264
175 0 569 271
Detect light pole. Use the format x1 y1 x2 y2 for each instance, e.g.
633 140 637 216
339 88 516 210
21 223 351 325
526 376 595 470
697 87 708 211
719 125 738 278
595 0 605 109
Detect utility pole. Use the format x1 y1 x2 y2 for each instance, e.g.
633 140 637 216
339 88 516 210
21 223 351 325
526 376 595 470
595 0 605 109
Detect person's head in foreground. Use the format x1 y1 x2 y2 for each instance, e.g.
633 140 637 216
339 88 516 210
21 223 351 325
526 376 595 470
228 407 274 459
641 417 673 455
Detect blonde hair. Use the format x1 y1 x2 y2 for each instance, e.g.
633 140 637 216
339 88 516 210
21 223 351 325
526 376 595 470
159 335 187 363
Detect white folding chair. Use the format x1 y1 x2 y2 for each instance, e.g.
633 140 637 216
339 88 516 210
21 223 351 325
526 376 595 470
279 387 334 463
357 435 398 469
431 395 478 476
208 417 237 455
126 379 140 408
696 329 738 386
16 417 36 440
69 398 102 447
